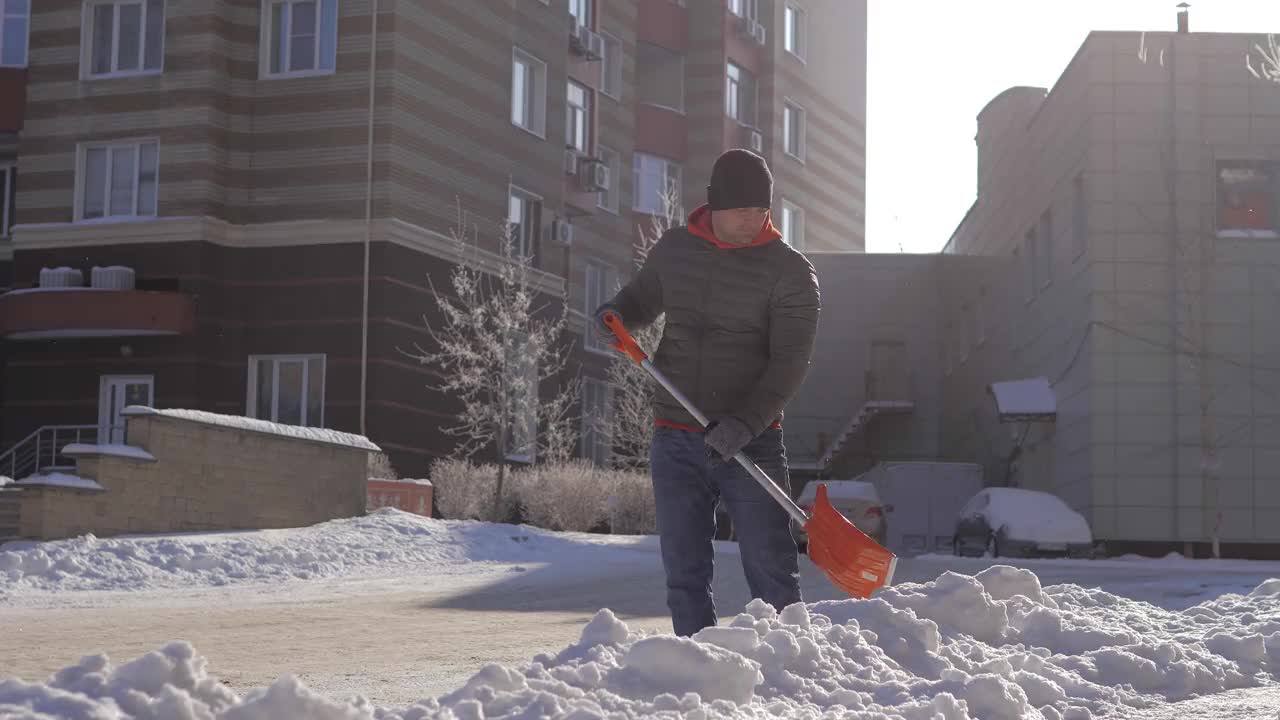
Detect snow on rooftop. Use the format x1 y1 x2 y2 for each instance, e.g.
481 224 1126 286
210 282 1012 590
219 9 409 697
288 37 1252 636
797 479 878 505
2 564 1280 718
120 406 381 452
61 443 156 462
989 376 1057 419
13 472 104 491
369 477 433 486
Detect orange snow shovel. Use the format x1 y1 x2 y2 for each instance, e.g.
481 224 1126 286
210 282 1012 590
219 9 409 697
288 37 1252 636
602 312 897 599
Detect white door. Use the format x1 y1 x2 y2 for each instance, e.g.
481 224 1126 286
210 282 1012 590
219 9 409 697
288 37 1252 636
99 375 154 444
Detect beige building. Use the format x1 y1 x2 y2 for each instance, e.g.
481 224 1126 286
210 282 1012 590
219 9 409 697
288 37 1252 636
789 26 1280 558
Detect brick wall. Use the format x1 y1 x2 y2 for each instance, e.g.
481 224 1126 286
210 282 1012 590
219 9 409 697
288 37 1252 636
16 411 372 541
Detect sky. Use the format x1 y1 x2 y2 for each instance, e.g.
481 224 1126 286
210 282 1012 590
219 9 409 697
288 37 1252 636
864 0 1280 254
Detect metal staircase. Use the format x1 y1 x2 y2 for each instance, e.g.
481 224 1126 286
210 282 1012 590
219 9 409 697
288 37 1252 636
0 425 111 481
815 370 916 472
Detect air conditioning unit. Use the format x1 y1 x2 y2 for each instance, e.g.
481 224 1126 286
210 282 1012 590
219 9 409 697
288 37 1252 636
38 266 84 288
90 265 136 291
746 128 763 153
569 19 602 60
569 15 586 53
752 20 767 46
585 28 605 60
564 148 580 176
547 218 574 247
582 158 610 193
736 14 755 40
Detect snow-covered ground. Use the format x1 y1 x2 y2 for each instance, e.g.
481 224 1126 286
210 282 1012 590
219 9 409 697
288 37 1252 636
2 509 1279 719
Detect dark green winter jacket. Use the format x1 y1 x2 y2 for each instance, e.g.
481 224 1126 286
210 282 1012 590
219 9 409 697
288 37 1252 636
602 204 821 437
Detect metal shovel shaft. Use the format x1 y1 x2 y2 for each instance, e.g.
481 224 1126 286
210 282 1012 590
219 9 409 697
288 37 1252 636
638 357 811 527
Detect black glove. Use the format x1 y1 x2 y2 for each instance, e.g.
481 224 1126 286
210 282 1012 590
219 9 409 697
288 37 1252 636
594 304 620 339
704 416 754 461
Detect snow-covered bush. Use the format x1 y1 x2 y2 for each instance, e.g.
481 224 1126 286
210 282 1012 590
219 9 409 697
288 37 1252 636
430 458 510 521
367 451 399 480
518 460 612 532
606 469 656 535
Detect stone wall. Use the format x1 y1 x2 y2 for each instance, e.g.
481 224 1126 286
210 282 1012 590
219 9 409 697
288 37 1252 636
14 409 375 540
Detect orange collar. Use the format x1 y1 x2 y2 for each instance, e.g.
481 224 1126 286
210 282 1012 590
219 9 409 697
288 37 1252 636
685 204 782 249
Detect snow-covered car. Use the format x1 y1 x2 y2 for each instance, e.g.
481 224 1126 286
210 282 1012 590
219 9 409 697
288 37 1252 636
793 479 887 550
952 487 1094 559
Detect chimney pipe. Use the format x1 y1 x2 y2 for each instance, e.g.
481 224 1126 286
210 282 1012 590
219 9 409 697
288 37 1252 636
1176 2 1190 33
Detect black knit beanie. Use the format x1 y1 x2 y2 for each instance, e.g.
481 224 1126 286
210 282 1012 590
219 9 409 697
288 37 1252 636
706 148 773 210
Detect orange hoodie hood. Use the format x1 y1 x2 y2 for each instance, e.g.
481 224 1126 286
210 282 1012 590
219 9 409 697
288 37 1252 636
685 203 782 249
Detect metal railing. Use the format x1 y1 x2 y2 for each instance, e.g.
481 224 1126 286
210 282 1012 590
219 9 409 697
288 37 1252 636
0 425 121 481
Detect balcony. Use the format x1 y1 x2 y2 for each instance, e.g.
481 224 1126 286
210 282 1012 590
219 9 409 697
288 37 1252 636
0 288 195 340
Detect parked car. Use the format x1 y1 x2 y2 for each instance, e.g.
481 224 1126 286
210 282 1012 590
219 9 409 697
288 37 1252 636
952 487 1094 559
793 479 888 551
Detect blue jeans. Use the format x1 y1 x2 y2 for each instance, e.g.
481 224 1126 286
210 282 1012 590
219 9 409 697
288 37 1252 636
648 425 802 636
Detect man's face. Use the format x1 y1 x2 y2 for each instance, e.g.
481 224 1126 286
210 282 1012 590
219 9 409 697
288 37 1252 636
711 207 770 245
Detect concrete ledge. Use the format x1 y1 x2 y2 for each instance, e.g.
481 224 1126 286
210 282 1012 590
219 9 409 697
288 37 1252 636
120 406 381 452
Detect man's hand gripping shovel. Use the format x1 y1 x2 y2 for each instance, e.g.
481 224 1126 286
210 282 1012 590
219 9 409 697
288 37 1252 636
601 312 897 599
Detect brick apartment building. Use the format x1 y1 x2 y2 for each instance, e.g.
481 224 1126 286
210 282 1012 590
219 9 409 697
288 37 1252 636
0 0 868 479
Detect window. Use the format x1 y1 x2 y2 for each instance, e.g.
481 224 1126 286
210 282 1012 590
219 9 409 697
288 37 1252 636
504 333 537 463
637 42 683 111
784 3 805 59
633 153 682 216
599 31 621 99
568 0 591 28
1072 174 1086 257
726 62 756 127
580 377 613 466
1037 209 1052 288
1 0 29 67
82 0 165 78
783 101 805 159
566 80 591 153
247 354 326 428
260 0 338 78
585 259 617 352
512 48 548 136
780 199 805 250
727 0 757 20
508 186 543 263
0 164 14 238
76 139 159 221
596 145 620 213
1217 160 1278 237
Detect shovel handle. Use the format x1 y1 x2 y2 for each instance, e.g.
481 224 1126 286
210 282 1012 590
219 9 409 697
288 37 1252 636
602 312 648 364
600 310 810 526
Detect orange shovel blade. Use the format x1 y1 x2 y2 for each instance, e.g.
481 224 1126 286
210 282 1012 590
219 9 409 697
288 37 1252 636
802 484 898 598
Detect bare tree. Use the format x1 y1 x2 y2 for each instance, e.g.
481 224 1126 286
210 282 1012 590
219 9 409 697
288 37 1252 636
1247 34 1280 83
1116 32 1280 557
602 181 682 469
408 203 578 521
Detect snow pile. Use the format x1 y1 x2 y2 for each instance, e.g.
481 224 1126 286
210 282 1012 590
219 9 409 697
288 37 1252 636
4 565 1280 719
0 509 653 600
62 443 157 462
13 472 105 491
